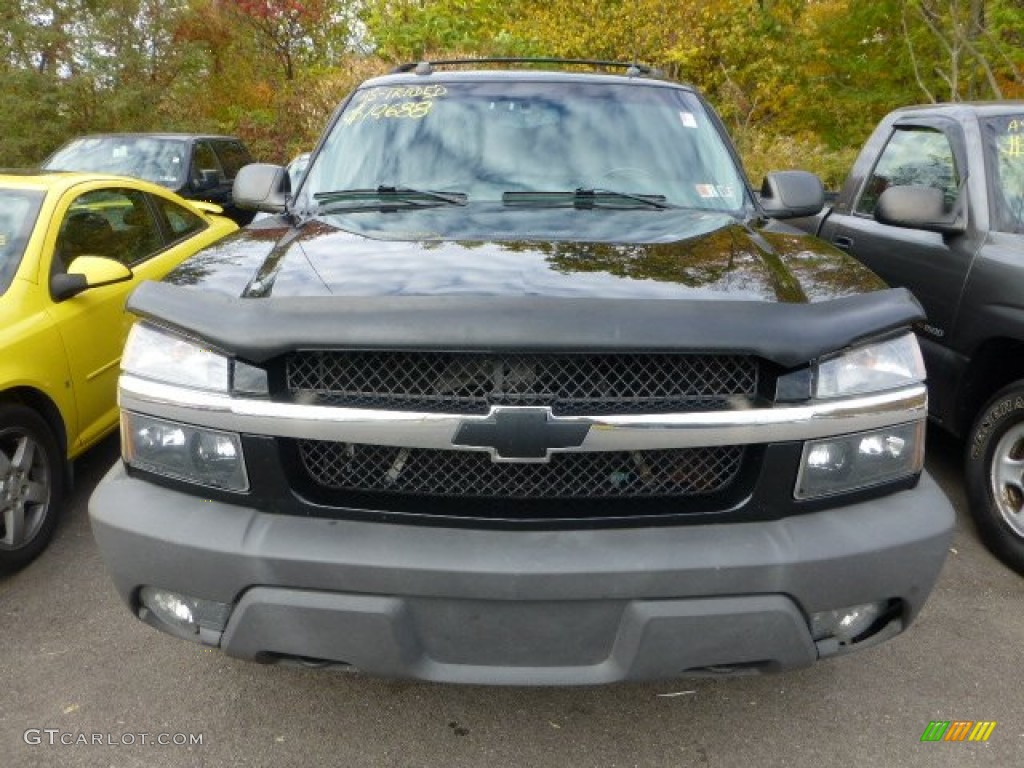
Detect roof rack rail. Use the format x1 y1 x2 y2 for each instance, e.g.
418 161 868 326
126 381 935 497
390 58 664 78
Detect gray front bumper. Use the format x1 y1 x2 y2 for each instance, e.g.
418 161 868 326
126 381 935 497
89 464 954 685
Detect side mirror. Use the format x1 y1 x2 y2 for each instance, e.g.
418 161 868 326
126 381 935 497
51 255 133 301
192 169 220 192
759 171 826 219
875 185 966 235
233 163 289 213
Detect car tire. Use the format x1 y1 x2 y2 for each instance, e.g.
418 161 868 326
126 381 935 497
966 381 1024 575
0 404 65 573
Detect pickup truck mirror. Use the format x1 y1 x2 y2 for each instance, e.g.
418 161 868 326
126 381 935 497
759 171 825 219
875 185 966 235
233 163 289 213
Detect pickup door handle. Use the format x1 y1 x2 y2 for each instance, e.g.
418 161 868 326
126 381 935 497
832 235 854 251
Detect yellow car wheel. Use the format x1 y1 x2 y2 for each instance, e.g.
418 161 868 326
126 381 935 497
0 404 64 572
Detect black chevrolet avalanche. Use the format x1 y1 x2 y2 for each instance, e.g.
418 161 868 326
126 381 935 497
89 60 953 685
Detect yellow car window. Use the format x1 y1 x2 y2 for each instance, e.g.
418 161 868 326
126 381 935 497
0 188 44 295
56 188 165 270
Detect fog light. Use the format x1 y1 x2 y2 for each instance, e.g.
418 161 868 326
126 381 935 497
809 602 886 643
795 421 924 499
192 431 243 483
139 587 231 637
806 442 849 472
122 411 248 492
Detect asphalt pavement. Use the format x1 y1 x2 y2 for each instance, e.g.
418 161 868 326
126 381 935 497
1 430 1021 768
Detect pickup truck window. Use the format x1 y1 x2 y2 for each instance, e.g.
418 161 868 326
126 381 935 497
855 127 959 216
983 115 1024 233
304 81 749 212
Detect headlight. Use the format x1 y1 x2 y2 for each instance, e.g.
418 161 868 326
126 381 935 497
814 333 925 398
795 421 924 499
122 322 229 391
121 411 249 492
122 322 268 394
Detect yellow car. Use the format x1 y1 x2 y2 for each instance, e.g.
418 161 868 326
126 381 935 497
0 171 238 571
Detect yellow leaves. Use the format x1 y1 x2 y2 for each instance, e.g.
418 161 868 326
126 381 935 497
250 80 276 108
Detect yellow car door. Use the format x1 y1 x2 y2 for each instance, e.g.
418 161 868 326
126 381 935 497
45 183 228 453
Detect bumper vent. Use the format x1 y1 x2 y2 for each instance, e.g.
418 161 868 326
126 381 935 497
295 440 745 500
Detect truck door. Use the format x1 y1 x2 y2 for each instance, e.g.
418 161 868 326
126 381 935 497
820 119 976 343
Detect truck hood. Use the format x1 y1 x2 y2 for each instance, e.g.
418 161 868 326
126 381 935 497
141 206 922 367
165 205 885 303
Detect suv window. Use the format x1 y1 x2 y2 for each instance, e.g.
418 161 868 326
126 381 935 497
212 140 251 178
302 81 748 211
44 136 188 189
855 127 959 216
191 142 224 185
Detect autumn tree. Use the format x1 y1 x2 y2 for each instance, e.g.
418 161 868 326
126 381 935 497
228 0 350 80
900 0 1024 102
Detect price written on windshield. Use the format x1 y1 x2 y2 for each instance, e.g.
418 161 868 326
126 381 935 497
343 85 448 125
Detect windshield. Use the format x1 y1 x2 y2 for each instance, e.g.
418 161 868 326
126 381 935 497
984 115 1024 234
43 136 188 189
288 152 312 190
301 80 749 212
0 188 45 296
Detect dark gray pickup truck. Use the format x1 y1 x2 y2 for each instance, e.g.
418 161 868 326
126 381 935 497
88 61 953 684
793 102 1024 574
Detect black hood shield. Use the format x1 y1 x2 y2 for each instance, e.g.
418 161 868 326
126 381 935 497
127 281 924 368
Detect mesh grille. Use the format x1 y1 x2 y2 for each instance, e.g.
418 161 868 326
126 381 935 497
285 352 758 415
296 440 744 499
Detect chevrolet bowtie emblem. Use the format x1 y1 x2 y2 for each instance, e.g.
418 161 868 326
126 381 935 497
453 407 590 462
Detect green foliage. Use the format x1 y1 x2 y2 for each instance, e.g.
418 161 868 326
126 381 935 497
0 69 67 165
736 130 861 191
361 0 520 62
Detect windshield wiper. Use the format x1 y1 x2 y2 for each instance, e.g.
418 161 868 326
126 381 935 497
503 188 673 209
314 185 467 210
